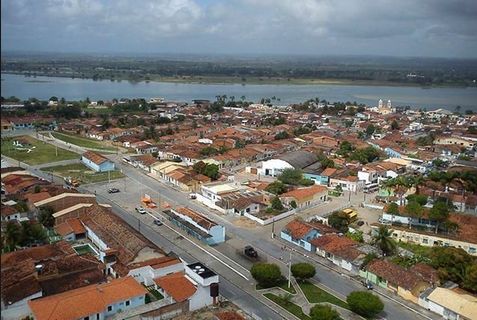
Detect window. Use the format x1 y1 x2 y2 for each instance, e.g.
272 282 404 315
84 317 89 320
96 314 100 320
469 247 476 254
107 306 112 312
422 238 428 244
126 300 130 306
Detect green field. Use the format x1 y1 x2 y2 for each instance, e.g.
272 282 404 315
42 163 124 184
264 293 311 320
1 136 78 165
52 132 116 152
299 281 349 310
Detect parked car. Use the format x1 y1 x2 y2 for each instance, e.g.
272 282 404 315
108 188 120 194
153 219 163 226
357 220 365 227
135 207 147 214
362 280 374 290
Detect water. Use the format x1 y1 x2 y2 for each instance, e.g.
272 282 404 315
2 73 476 111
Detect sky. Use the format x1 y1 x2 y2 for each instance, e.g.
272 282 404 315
2 0 477 58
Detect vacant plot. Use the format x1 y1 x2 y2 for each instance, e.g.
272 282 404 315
52 132 116 151
299 281 349 310
42 163 124 184
264 293 311 320
1 136 78 165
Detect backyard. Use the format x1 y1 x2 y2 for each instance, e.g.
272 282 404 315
1 136 78 165
42 163 124 184
299 281 349 310
52 132 117 152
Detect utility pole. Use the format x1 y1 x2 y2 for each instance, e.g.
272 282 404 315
271 218 275 239
108 170 111 184
288 250 292 289
55 144 58 157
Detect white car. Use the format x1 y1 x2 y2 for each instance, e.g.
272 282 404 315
135 207 147 214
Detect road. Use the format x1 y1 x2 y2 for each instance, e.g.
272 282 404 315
90 157 438 320
3 136 439 320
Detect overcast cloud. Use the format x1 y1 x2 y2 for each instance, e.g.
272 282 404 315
2 0 477 58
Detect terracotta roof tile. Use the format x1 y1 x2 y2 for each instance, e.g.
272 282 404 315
366 259 422 290
283 220 313 240
154 272 196 302
281 185 327 201
28 277 146 320
82 151 108 165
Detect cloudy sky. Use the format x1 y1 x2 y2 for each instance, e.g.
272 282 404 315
2 0 477 58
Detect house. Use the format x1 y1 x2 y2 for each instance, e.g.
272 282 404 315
127 256 183 287
28 276 147 320
218 192 267 216
434 136 475 149
164 207 225 245
54 218 87 241
81 151 115 172
196 182 247 213
33 193 97 216
129 154 158 172
259 151 318 177
154 262 218 311
329 174 364 192
0 205 21 222
1 241 105 320
419 287 477 320
311 234 365 274
360 260 436 303
280 219 336 252
280 185 328 209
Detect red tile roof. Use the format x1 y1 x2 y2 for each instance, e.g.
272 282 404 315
366 259 423 290
82 151 108 165
283 220 313 239
154 272 196 302
281 185 327 202
28 277 146 320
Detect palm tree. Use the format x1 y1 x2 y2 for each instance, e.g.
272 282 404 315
373 225 396 256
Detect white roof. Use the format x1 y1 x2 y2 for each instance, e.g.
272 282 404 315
427 288 477 319
261 159 294 169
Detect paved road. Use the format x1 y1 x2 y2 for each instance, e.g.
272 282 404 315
99 158 438 320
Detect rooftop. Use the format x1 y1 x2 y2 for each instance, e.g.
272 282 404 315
82 151 109 165
28 277 147 320
154 272 196 302
187 262 217 279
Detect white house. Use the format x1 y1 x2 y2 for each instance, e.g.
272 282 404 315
419 287 477 320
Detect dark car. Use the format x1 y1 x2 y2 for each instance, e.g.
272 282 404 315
108 188 120 194
153 219 163 226
362 280 374 290
357 220 365 227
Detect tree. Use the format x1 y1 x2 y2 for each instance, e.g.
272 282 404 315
365 124 376 136
278 169 305 186
347 291 384 318
463 264 477 293
274 131 290 140
373 225 396 256
38 206 55 228
265 181 287 195
192 161 207 174
386 202 399 215
430 247 474 289
328 212 349 233
429 201 450 233
310 304 341 320
291 263 316 281
250 263 283 288
203 164 219 180
406 194 428 206
271 196 284 211
49 96 58 102
4 222 22 251
405 201 423 219
390 120 399 130
200 146 219 156
290 200 297 209
34 185 41 193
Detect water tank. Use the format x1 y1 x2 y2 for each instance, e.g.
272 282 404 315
210 282 219 297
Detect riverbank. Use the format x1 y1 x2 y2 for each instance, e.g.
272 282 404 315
2 71 473 88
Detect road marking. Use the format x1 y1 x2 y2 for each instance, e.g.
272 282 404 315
145 211 250 281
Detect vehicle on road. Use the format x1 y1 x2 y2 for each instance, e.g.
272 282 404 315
243 246 258 260
362 280 374 290
108 188 120 193
153 219 163 226
135 207 147 214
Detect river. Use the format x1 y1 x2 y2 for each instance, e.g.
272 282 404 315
1 73 476 111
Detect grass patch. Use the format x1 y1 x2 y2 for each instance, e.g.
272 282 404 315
396 241 434 257
52 132 116 151
73 244 95 255
1 136 78 165
42 163 124 184
256 280 297 294
299 281 349 310
264 293 311 320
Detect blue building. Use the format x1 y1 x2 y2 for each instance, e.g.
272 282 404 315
81 151 115 172
280 219 336 252
164 207 225 245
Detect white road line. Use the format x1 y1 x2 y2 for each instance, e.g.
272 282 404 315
145 211 250 281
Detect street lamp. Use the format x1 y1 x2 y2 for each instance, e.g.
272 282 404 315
271 217 275 239
288 250 292 289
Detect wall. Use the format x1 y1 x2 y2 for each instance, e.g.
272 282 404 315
189 284 214 311
82 156 101 172
208 225 225 244
41 195 96 214
104 295 145 318
195 194 225 213
303 173 329 185
1 292 42 320
245 209 296 226
280 229 318 252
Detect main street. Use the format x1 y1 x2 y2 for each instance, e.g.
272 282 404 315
89 155 438 320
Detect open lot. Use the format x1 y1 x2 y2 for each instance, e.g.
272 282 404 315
51 132 117 152
1 136 78 165
42 163 124 184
